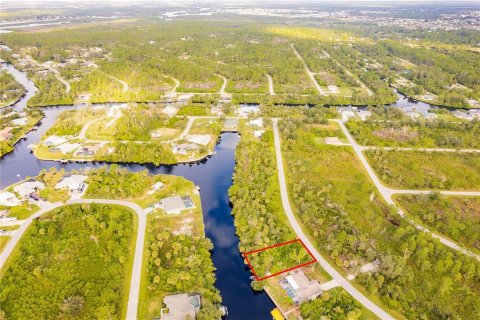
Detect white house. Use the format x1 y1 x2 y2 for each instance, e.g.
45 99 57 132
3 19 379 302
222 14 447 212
13 181 45 199
185 134 211 146
0 191 21 206
55 175 87 192
147 181 165 195
248 118 263 127
43 135 67 147
11 117 28 126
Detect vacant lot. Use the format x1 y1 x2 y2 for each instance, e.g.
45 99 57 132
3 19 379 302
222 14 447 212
395 194 480 254
0 203 136 320
365 150 480 190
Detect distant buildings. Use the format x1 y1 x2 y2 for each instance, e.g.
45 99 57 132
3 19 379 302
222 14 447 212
338 106 371 121
160 293 201 320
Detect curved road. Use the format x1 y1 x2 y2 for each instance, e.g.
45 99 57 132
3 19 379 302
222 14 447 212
272 118 395 320
334 119 480 260
0 198 146 319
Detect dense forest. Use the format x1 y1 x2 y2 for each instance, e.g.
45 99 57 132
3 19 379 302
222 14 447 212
0 204 135 319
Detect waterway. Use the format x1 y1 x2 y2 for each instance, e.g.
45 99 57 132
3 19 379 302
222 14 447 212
0 64 276 319
1 61 453 319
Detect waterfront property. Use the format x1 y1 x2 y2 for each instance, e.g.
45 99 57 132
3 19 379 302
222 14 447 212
279 270 323 305
160 293 201 320
55 174 87 192
159 195 195 214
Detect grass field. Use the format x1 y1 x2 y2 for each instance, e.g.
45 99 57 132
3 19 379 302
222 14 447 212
365 150 480 190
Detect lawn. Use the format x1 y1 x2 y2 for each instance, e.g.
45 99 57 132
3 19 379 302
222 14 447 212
0 203 136 320
365 150 480 190
395 194 480 254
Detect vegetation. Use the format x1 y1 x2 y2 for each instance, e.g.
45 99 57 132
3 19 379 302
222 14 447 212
0 107 44 157
95 141 176 165
300 288 372 320
0 203 135 319
365 150 480 190
279 118 480 319
0 70 24 108
247 241 312 278
395 194 480 254
85 165 153 199
346 118 480 148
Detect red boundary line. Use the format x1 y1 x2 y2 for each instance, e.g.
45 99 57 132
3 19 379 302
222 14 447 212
243 239 317 281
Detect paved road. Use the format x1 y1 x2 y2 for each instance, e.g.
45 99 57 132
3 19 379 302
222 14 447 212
334 119 480 260
291 44 327 96
0 199 146 319
266 74 276 95
272 118 395 320
78 116 108 139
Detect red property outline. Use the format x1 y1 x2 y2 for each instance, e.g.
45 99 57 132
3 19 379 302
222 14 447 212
243 239 317 281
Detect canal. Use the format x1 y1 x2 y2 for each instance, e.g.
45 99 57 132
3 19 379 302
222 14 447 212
0 64 276 319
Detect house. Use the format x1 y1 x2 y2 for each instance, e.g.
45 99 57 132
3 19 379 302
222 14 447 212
160 293 201 320
338 107 355 121
13 181 45 199
43 135 67 147
0 127 13 141
75 144 101 157
56 143 81 154
357 110 372 121
172 143 199 156
11 117 27 126
0 191 21 206
147 181 164 195
279 270 323 304
185 134 211 146
159 195 195 214
55 175 87 192
248 118 263 127
253 130 265 138
327 85 339 94
236 104 260 118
